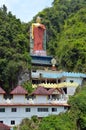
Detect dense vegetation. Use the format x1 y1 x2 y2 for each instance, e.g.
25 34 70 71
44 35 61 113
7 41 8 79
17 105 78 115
0 5 31 92
14 86 86 130
57 7 86 72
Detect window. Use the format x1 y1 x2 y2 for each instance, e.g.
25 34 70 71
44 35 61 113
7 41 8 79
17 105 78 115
37 108 48 112
11 120 15 125
32 70 36 72
64 106 68 110
58 79 61 83
70 80 74 83
52 108 57 112
11 108 17 112
0 108 5 112
25 108 30 112
63 87 67 94
64 80 66 82
0 121 3 123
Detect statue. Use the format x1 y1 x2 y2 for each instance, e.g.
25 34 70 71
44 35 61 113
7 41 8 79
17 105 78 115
51 58 57 71
30 16 46 56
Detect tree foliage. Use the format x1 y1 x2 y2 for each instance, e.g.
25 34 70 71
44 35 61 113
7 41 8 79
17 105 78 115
14 116 40 130
57 7 86 72
0 5 31 91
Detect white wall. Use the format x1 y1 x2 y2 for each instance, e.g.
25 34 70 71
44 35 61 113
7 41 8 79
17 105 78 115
67 86 77 95
34 95 48 103
12 95 26 103
0 95 5 102
0 105 67 126
66 77 83 85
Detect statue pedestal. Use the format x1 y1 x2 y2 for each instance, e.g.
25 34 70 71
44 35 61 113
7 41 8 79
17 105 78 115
31 55 53 66
51 66 57 71
33 50 47 56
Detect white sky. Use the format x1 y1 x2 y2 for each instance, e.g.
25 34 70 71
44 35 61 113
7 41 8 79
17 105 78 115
0 0 53 22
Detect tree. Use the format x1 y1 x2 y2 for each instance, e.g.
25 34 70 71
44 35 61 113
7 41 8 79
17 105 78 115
0 5 31 91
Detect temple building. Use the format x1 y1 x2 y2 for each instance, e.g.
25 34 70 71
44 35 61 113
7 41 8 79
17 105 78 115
0 86 69 126
30 16 86 95
0 16 85 127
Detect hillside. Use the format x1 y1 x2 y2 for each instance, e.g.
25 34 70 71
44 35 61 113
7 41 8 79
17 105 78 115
0 5 31 91
0 0 86 90
0 0 86 130
57 7 86 72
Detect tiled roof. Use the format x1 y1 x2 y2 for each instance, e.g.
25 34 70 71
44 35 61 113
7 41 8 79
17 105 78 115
48 88 63 94
0 87 6 94
10 86 28 95
42 72 86 78
32 70 86 79
32 86 49 95
0 123 10 130
63 72 86 78
48 88 55 93
31 86 63 95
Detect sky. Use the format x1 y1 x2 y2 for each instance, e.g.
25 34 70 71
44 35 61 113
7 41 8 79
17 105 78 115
0 0 53 22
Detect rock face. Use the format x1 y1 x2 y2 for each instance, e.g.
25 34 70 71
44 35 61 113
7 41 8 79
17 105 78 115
18 70 30 85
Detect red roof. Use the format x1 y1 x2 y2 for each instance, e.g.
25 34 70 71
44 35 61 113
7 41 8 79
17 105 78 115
48 88 63 94
32 86 64 96
0 87 6 94
0 123 10 130
32 86 49 95
48 88 56 94
10 86 28 95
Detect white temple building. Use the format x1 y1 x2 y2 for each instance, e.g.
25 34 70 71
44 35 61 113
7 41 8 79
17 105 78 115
0 85 69 126
0 69 86 127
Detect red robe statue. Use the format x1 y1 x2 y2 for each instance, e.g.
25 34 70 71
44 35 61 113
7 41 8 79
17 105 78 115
33 24 46 51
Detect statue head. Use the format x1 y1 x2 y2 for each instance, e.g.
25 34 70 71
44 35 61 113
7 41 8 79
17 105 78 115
36 16 41 23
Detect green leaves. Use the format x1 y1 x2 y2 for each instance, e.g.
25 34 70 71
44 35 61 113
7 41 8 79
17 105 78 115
0 5 31 90
56 5 86 72
18 117 39 130
39 114 75 130
68 86 86 129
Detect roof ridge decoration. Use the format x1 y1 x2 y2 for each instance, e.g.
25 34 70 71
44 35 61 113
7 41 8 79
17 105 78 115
33 82 79 88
